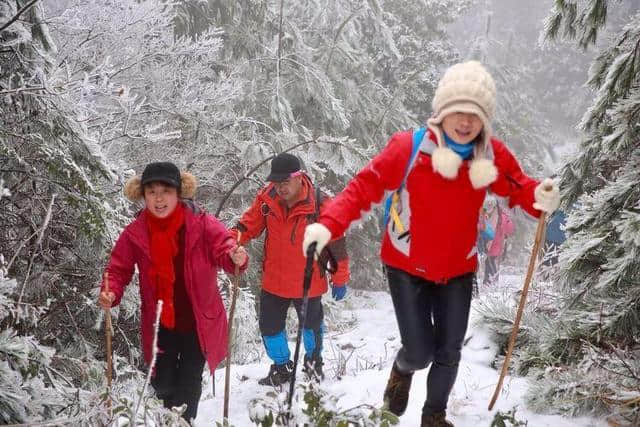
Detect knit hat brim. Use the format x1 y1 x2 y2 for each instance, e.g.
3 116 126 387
427 101 492 154
426 101 497 189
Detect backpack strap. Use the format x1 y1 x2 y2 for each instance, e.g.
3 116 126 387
383 127 426 228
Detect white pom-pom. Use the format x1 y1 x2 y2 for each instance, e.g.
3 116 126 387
431 146 463 179
469 158 498 189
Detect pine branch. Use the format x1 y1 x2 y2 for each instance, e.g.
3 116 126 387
215 138 352 216
0 0 41 34
16 193 56 308
325 9 362 73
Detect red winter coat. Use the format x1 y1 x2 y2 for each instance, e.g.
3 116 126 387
319 129 541 284
101 202 244 371
231 175 349 298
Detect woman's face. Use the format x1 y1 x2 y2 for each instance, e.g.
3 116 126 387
144 182 179 218
442 112 484 144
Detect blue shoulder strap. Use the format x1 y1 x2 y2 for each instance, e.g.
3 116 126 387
383 127 426 225
402 127 425 188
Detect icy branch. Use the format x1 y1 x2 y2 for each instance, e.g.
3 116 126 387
133 299 163 424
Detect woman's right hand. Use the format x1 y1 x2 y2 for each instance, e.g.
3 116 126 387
98 291 115 309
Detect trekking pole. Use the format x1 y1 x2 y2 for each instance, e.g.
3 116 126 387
287 242 317 414
223 233 242 422
488 211 548 410
104 272 113 415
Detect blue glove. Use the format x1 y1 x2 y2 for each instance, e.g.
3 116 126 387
332 284 347 301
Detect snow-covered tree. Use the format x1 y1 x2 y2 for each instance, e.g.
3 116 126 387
499 1 640 423
191 0 477 292
1 2 194 423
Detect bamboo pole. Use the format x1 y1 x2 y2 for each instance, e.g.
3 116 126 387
223 233 242 422
488 211 548 410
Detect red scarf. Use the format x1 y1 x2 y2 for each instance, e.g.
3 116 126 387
145 202 186 329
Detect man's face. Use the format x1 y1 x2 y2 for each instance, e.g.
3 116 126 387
442 112 484 144
144 182 179 218
273 175 302 203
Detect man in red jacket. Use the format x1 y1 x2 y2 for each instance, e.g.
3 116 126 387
303 61 560 426
231 153 350 386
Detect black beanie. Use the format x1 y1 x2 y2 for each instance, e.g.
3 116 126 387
266 153 301 182
141 162 181 189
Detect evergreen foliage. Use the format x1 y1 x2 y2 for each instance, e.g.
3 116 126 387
479 1 640 422
1 1 206 422
248 380 398 426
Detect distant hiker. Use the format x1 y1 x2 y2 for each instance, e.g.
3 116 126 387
302 61 560 426
230 153 350 386
477 205 495 258
482 197 514 286
98 162 248 422
543 209 567 267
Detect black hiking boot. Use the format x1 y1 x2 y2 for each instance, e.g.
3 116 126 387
302 354 324 381
258 361 293 386
382 363 413 416
421 411 454 427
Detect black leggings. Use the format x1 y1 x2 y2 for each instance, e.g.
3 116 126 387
386 265 473 416
151 327 206 422
483 255 498 284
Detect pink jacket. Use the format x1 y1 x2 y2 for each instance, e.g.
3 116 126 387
487 209 514 257
101 202 243 371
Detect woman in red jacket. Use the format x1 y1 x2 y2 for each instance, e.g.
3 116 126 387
303 61 560 426
98 162 247 422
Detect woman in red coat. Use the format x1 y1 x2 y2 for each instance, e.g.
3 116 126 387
98 162 247 422
303 61 560 426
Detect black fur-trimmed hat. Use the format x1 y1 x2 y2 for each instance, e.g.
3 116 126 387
124 162 197 201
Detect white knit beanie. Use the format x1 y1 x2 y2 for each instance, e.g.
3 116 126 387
426 60 498 189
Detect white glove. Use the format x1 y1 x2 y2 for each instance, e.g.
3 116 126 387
533 178 560 213
302 223 332 259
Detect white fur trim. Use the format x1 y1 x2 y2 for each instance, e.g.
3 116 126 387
431 146 463 179
469 158 498 189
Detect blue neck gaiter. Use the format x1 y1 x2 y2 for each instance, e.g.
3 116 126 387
444 132 475 160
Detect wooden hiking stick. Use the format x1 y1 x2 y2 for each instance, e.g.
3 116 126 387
223 233 242 421
104 272 113 413
488 210 548 411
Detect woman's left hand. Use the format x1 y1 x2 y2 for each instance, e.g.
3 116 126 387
229 245 248 267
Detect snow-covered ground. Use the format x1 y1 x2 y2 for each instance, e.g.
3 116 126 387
195 277 607 426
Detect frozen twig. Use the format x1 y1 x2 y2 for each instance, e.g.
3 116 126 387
133 300 163 424
0 0 41 34
16 193 57 309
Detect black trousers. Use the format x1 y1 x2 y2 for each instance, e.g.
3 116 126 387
151 327 206 422
386 265 473 416
259 290 324 362
483 255 498 284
